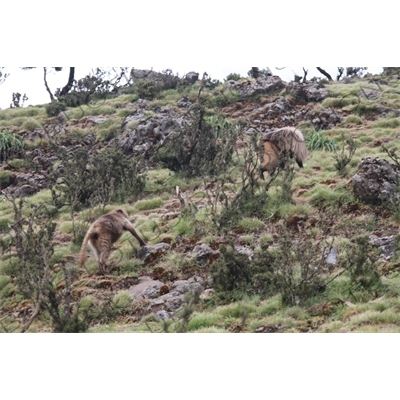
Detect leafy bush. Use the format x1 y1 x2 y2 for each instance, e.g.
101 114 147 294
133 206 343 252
332 134 357 175
133 79 158 100
211 227 339 306
153 105 240 178
225 73 242 81
341 236 381 290
45 100 66 117
50 145 145 211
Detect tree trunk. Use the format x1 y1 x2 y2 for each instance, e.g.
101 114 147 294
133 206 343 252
59 67 75 96
43 68 55 101
316 67 333 81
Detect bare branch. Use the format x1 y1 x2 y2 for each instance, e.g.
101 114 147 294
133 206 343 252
43 67 55 101
316 67 333 81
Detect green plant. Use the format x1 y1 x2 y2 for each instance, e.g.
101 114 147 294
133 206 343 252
0 130 23 162
21 118 42 131
45 100 66 117
225 73 242 81
306 130 336 152
340 235 382 293
133 79 158 100
0 171 14 188
332 133 357 175
153 105 240 178
3 197 87 332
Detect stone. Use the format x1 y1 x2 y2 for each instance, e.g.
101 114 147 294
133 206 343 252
352 157 400 205
128 276 165 299
137 243 171 262
225 76 284 98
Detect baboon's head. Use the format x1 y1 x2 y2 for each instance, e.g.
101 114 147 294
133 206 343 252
115 208 128 218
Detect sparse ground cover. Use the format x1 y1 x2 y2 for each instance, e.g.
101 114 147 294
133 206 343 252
2 70 400 332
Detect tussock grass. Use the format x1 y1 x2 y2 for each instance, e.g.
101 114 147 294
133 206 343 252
186 312 221 331
373 118 400 129
238 217 264 232
21 118 42 131
132 197 164 211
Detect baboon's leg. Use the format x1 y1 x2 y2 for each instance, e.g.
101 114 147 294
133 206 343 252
258 167 265 180
97 235 112 275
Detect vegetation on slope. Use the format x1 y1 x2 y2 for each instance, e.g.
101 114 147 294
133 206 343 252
1 68 400 333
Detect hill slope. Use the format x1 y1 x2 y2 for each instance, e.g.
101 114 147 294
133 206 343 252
1 69 400 332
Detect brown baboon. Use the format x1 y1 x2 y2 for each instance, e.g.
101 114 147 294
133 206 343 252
259 127 308 178
78 208 146 275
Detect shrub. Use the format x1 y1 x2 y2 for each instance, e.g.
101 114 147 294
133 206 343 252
211 227 339 306
133 79 158 100
225 73 242 81
50 145 145 211
341 235 381 290
332 133 357 175
45 100 66 117
153 106 240 178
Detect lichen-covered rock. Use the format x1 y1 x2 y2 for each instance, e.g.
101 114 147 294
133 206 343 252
369 234 396 261
352 157 400 205
225 76 284 98
116 105 182 158
286 81 328 103
137 243 171 262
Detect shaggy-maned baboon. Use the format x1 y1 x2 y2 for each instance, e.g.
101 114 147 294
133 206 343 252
78 208 146 275
259 127 308 178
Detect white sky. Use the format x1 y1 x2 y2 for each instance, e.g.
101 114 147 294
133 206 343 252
0 67 383 110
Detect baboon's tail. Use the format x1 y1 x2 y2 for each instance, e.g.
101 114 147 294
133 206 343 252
78 232 91 268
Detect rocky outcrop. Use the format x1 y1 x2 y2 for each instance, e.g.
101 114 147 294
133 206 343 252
286 81 328 103
137 243 172 262
352 157 400 205
225 76 284 98
305 108 343 130
369 234 396 261
128 275 206 321
1 172 51 197
115 104 183 157
130 69 198 90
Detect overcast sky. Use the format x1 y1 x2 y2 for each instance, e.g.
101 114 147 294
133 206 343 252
0 67 383 110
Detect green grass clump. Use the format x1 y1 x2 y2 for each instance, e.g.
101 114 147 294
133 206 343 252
5 158 25 171
341 115 363 126
0 275 11 290
186 312 221 331
21 118 42 131
306 131 336 151
0 171 14 187
0 216 11 233
0 130 23 162
373 118 400 129
322 97 359 109
238 217 264 232
133 197 164 211
97 123 119 141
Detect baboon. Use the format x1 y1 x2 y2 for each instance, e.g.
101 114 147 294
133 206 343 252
259 127 308 178
78 208 146 275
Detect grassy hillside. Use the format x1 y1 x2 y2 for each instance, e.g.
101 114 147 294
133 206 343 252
1 69 400 333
